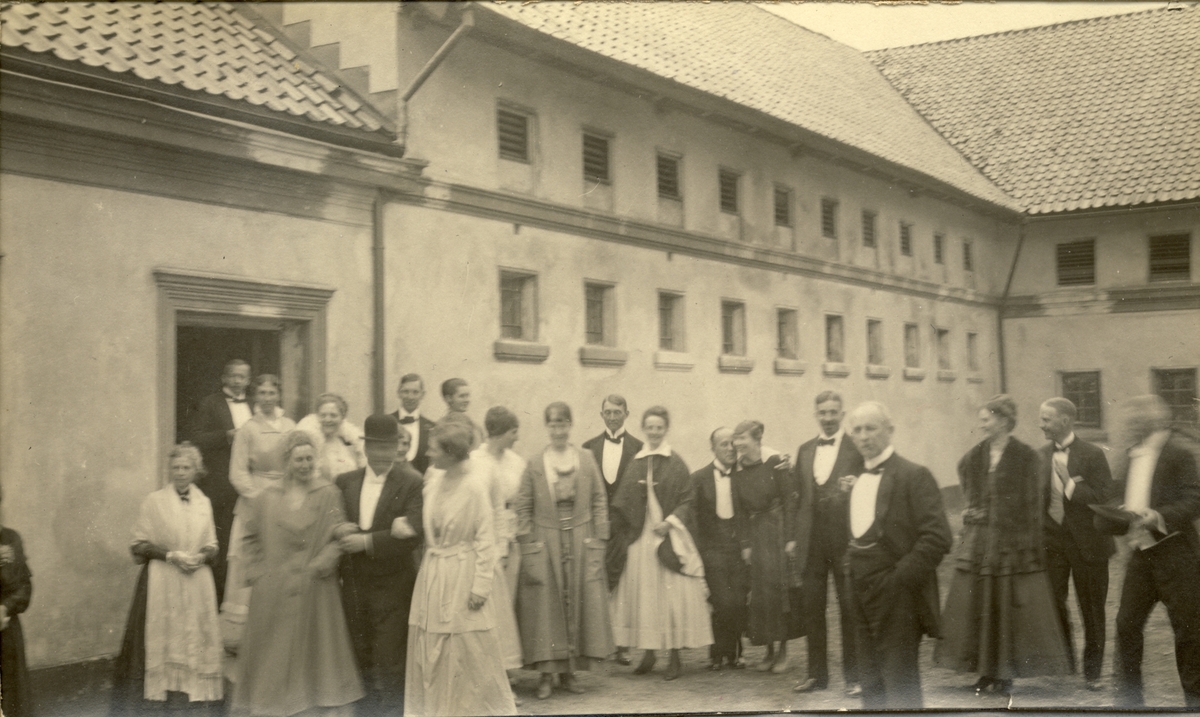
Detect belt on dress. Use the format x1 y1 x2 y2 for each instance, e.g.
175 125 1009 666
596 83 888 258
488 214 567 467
425 542 473 624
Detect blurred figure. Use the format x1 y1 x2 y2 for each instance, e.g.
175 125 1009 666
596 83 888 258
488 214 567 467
390 374 436 475
1 485 33 717
439 378 485 449
298 393 366 483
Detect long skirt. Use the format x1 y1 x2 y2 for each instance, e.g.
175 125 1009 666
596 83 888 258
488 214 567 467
747 506 798 645
935 567 1073 679
610 490 712 650
492 551 522 670
404 626 516 717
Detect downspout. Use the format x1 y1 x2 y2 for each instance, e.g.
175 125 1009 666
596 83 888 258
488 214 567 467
998 218 1028 393
394 5 475 152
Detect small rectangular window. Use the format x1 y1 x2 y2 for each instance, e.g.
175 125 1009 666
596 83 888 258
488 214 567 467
1056 239 1096 285
499 271 537 340
825 315 845 363
776 308 798 360
496 108 529 162
862 210 877 248
899 222 913 256
967 332 979 372
1154 368 1198 426
719 169 740 214
904 323 920 368
963 240 974 272
721 301 746 355
583 133 610 185
774 186 792 227
658 292 683 351
821 198 838 238
1061 371 1102 427
934 233 945 264
867 319 884 365
584 283 614 346
657 153 681 200
936 328 951 370
1149 234 1191 281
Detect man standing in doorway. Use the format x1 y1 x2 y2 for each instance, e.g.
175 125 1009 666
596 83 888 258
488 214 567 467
188 358 252 602
793 390 862 696
390 373 435 475
1039 397 1114 690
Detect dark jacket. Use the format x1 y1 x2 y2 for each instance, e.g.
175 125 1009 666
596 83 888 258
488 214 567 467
388 411 437 476
607 450 693 585
957 437 1047 574
1095 433 1200 557
189 392 240 511
1039 437 1115 563
336 463 424 579
793 434 862 561
692 461 739 554
582 431 644 501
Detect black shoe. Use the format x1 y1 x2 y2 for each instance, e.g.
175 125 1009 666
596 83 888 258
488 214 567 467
708 661 724 672
793 678 827 693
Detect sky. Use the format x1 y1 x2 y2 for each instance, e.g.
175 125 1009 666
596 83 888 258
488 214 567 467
759 1 1165 50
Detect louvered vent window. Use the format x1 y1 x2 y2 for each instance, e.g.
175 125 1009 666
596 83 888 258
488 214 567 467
899 222 913 256
821 198 838 238
934 233 945 264
862 210 877 248
1149 234 1191 281
774 186 792 227
497 109 529 162
583 133 610 184
1056 239 1096 285
719 169 739 214
657 154 680 199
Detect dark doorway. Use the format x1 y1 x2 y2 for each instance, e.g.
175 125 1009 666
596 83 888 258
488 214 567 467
175 326 280 443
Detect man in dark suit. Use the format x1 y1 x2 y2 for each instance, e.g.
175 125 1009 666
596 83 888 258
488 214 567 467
187 358 252 602
843 401 951 710
1095 395 1200 708
692 427 749 670
793 390 863 696
1038 397 1114 690
389 373 436 475
337 414 424 716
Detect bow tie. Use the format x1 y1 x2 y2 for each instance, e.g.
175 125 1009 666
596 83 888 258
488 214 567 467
716 467 731 477
817 437 836 447
177 489 191 503
1054 443 1069 453
862 466 884 475
605 433 623 444
398 415 416 425
228 396 248 404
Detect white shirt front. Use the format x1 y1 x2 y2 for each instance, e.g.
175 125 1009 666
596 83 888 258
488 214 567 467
850 445 895 539
713 460 734 520
812 428 844 486
602 429 625 485
397 409 421 463
225 391 252 430
359 464 386 531
1125 430 1171 549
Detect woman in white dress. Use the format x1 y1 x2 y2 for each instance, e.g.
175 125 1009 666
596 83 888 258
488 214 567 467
609 406 712 680
296 393 366 483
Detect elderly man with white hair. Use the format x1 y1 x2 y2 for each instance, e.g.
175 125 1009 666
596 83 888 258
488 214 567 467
840 401 951 710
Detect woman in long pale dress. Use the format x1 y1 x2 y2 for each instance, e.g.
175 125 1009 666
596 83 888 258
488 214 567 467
296 393 366 482
231 431 363 716
471 406 527 671
610 406 712 680
111 443 224 714
935 395 1072 696
222 375 297 653
406 423 516 717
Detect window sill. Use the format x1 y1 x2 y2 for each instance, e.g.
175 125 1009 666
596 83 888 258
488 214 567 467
718 355 755 374
903 367 926 381
654 350 694 372
866 364 892 379
774 358 807 376
823 361 850 378
937 369 958 382
493 340 549 363
966 374 985 384
578 345 628 367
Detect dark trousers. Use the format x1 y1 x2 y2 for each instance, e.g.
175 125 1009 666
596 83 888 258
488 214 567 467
1046 535 1109 681
1114 537 1200 708
848 549 924 710
703 545 748 664
802 532 856 686
209 497 235 605
342 570 417 715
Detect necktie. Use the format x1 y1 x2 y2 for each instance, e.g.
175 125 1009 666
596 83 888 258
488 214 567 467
817 437 836 447
605 433 622 444
863 465 884 475
398 415 416 425
717 468 731 477
229 397 247 404
1049 448 1068 524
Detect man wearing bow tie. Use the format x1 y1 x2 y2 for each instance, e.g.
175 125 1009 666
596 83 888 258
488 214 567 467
337 414 424 715
692 427 750 670
1039 397 1114 691
188 358 252 602
843 402 950 709
389 373 436 475
793 391 863 696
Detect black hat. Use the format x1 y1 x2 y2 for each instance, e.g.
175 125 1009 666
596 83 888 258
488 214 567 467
363 414 402 443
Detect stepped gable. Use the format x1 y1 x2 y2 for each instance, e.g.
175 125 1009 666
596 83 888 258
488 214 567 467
1 2 395 145
480 2 1018 212
870 7 1200 215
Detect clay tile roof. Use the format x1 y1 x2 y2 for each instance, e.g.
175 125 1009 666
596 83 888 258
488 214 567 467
869 7 1200 214
1 2 393 141
480 2 1019 212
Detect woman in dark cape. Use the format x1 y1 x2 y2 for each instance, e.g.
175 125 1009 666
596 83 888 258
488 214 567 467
1 489 34 717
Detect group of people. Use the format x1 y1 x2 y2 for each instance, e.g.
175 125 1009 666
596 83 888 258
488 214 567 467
73 356 1199 716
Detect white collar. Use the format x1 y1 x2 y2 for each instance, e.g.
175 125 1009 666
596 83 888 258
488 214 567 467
223 388 247 401
398 408 421 420
636 442 672 459
1131 430 1171 457
818 428 845 443
606 427 626 440
864 445 895 472
255 406 285 420
365 463 387 484
1055 433 1076 451
713 459 732 474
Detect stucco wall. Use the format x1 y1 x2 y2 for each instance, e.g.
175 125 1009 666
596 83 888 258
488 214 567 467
0 174 374 667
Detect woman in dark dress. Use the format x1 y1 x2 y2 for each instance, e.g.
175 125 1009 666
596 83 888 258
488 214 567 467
935 395 1072 696
732 420 800 674
1 487 33 717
